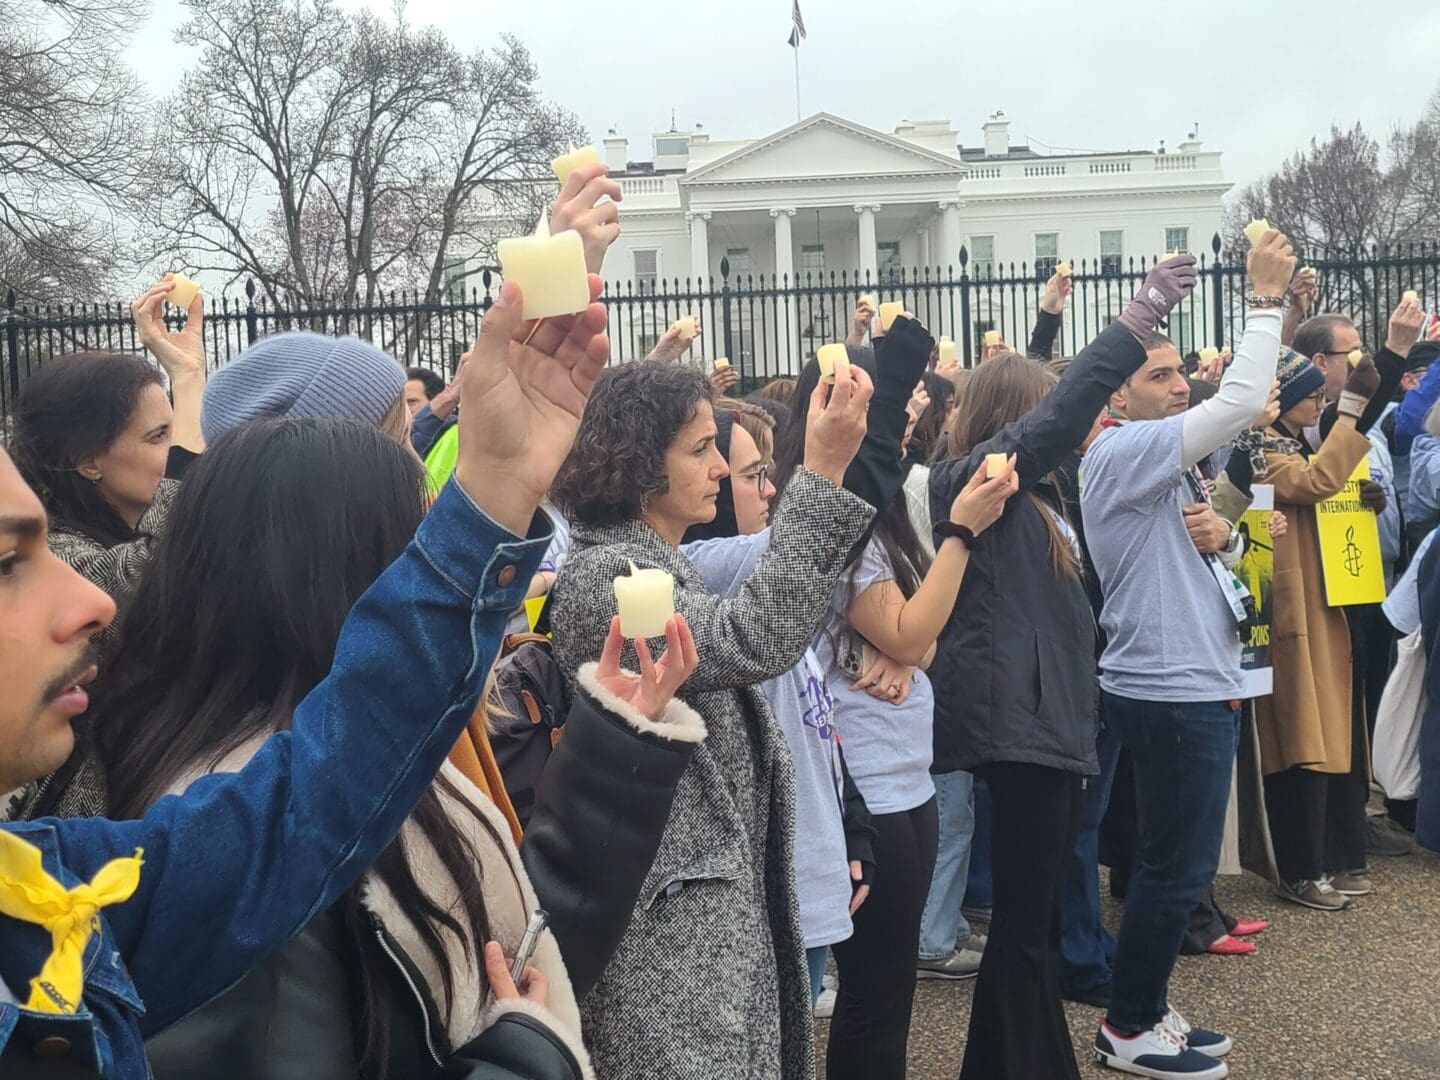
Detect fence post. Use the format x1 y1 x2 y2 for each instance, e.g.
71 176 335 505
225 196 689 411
1209 233 1226 349
244 278 259 346
719 255 734 368
958 245 973 366
4 288 18 402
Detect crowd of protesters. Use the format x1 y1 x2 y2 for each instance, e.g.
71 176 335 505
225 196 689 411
0 152 1436 1080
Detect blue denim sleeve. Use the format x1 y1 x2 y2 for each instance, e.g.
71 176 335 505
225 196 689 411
36 478 550 1034
1394 361 1440 453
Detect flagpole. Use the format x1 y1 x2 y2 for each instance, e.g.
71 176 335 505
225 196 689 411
793 44 801 122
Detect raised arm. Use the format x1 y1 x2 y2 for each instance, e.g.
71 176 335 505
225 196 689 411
133 279 207 456
1179 231 1295 468
1026 271 1072 359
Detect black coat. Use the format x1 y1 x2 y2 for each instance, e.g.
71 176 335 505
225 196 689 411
928 321 1147 775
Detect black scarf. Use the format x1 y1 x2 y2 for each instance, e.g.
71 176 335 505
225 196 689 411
681 410 739 543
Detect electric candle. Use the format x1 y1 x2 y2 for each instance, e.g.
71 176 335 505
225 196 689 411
984 330 1001 348
1243 219 1270 246
1348 349 1363 368
673 315 698 341
859 293 878 309
1299 266 1316 277
1404 290 1419 304
816 343 848 384
166 273 201 309
937 338 957 366
1055 262 1072 277
713 357 730 370
985 453 1010 478
613 563 676 639
551 145 600 186
877 302 904 331
1198 347 1219 367
497 215 591 320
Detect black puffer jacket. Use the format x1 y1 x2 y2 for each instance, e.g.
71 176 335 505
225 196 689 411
928 321 1146 775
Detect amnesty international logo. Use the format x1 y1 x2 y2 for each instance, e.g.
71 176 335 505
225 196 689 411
1342 526 1364 578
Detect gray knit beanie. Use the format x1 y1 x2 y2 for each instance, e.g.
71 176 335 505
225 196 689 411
201 331 407 442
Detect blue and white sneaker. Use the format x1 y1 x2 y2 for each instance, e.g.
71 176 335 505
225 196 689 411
1094 1021 1229 1078
1163 1006 1233 1058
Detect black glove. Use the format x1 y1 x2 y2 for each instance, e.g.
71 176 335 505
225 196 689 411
1358 478 1388 514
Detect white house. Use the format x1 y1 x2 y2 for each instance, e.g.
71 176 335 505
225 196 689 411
602 109 1229 289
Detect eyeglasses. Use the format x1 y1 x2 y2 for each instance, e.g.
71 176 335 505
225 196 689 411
1308 390 1327 405
740 465 770 492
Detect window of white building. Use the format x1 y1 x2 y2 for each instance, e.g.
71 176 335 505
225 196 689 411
1165 227 1190 255
1100 230 1124 275
970 235 996 280
877 241 901 282
725 248 753 281
633 249 658 293
1034 233 1059 278
801 244 826 279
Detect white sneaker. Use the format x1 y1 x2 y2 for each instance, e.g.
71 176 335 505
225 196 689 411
1094 1021 1229 1078
1162 1007 1233 1058
822 971 838 991
813 987 836 1019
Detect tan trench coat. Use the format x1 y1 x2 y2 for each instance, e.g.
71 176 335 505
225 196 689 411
1254 424 1372 776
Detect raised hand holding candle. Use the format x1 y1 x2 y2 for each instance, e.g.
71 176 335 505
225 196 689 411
552 145 601 186
877 302 904 331
497 214 591 320
983 330 1001 348
937 338 957 367
1055 261 1072 277
713 357 730 371
984 452 1011 478
859 292 878 309
1198 346 1219 366
1404 289 1419 305
816 343 848 384
1243 219 1271 247
165 273 201 309
673 315 698 341
614 562 676 639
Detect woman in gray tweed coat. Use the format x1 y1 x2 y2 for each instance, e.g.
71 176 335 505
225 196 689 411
548 360 877 1080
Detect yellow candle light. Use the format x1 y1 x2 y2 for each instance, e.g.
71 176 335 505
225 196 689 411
1348 349 1364 368
613 563 676 639
983 330 1001 348
713 357 730 371
877 302 905 331
497 215 591 321
1198 347 1220 366
165 273 201 309
1299 265 1316 278
673 315 698 341
816 343 848 384
937 339 957 367
984 452 1011 478
859 292 878 309
1243 219 1271 246
1404 289 1419 304
551 145 601 186
1055 261 1072 277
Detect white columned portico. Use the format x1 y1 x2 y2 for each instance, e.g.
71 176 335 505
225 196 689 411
772 208 798 367
854 204 881 285
918 228 932 273
937 200 962 273
687 211 712 284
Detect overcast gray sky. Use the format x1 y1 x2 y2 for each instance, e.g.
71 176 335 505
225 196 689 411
134 0 1440 194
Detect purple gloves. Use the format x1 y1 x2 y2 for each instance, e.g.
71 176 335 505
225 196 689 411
1117 255 1199 338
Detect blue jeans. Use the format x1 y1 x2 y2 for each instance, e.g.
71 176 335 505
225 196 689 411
1104 693 1240 1031
963 774 993 910
807 946 829 1005
918 770 976 958
1059 711 1122 993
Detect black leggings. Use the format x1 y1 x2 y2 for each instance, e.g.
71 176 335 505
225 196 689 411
960 762 1084 1080
826 797 938 1080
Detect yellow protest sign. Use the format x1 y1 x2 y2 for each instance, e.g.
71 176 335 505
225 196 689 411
524 594 547 633
1237 484 1275 698
1315 459 1386 607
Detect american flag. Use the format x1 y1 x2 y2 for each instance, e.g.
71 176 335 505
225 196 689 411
788 0 806 47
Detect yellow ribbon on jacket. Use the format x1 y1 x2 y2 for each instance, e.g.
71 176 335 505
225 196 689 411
0 831 143 1014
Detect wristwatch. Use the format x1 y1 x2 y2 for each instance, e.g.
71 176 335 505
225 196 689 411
934 520 982 550
1222 525 1243 555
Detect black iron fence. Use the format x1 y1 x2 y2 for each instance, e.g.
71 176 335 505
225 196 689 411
7 234 1440 424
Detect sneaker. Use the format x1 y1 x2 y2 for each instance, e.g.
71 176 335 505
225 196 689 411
1163 1007 1233 1057
1276 877 1349 911
1365 815 1416 857
1327 870 1373 896
1094 1022 1228 1078
916 947 983 980
1062 980 1112 1009
812 987 836 1019
821 970 838 992
958 932 988 953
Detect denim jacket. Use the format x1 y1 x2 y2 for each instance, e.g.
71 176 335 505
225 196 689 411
0 478 550 1078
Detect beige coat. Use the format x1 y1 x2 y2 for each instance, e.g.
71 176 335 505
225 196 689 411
1254 424 1372 776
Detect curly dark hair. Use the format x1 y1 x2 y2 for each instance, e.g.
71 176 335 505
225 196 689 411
552 361 715 527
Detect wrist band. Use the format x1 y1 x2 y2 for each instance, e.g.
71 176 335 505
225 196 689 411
1337 391 1367 419
1245 295 1288 309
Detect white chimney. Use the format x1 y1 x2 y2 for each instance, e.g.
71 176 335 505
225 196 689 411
1178 126 1202 154
603 129 628 172
982 110 1009 158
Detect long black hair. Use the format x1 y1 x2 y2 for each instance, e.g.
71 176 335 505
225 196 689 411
100 417 506 1074
8 351 165 547
772 356 931 601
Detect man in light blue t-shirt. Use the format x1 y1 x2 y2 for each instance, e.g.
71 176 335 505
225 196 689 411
1078 233 1294 1080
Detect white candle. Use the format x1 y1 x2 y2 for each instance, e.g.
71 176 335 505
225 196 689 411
984 452 1010 478
1243 219 1270 246
816 343 848 384
859 292 878 309
1055 261 1072 277
1198 346 1219 366
166 273 201 309
937 339 957 367
673 315 698 341
552 145 601 185
877 302 904 331
713 357 730 370
983 330 1001 348
1348 349 1364 368
1299 265 1316 278
497 215 591 320
613 563 675 639
1404 289 1419 304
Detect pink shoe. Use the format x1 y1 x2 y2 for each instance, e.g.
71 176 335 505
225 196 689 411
1205 935 1256 956
1230 918 1270 937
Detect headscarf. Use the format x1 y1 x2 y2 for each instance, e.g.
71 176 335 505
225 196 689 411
681 409 738 543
